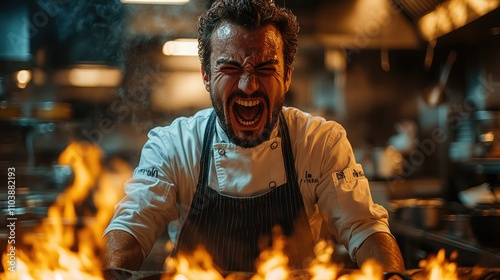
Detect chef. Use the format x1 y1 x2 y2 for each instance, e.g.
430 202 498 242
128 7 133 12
102 0 405 273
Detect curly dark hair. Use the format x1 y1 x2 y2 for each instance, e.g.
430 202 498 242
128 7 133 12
198 0 299 77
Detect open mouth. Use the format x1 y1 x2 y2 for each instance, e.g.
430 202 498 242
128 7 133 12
233 99 264 126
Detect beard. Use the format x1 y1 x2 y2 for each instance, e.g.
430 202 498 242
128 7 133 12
211 90 284 148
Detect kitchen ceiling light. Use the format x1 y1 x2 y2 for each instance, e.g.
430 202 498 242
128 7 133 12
163 39 198 56
418 0 500 41
120 0 189 4
324 49 346 71
14 69 31 89
16 70 31 84
54 66 123 87
68 68 122 87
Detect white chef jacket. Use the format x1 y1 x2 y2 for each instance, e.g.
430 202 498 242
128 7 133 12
104 107 391 262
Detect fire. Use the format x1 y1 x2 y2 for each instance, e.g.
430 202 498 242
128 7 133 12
162 234 465 280
418 249 458 280
251 228 290 280
337 259 383 280
1 141 131 280
163 245 224 280
0 141 467 280
162 229 384 280
308 240 340 280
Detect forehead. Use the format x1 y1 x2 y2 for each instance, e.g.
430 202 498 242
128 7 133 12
211 22 284 63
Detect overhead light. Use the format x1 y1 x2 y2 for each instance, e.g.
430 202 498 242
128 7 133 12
467 0 500 15
54 65 122 87
163 38 198 56
13 70 31 89
448 0 468 28
418 0 500 41
152 72 210 111
324 49 346 71
16 70 31 83
120 0 189 4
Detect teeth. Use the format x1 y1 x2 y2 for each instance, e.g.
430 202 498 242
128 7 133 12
234 99 262 126
237 114 261 126
235 99 261 107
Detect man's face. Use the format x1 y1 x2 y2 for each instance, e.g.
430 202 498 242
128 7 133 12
202 22 291 148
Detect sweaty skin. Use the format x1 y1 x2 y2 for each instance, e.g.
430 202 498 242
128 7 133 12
203 22 292 148
102 230 143 270
356 232 405 273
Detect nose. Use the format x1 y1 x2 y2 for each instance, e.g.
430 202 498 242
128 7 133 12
238 72 259 95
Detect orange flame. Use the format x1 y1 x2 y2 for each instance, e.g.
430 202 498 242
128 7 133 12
251 227 290 280
0 142 466 280
418 249 458 280
1 141 131 280
337 259 383 280
163 245 224 280
309 240 340 280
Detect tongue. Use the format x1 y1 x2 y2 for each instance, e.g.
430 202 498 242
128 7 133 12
234 103 261 122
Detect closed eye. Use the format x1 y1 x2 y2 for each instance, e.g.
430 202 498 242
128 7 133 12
215 58 242 75
255 59 279 76
257 67 277 75
220 64 241 74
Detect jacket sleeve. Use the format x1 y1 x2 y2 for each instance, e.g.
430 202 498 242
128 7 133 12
315 123 392 262
103 127 180 258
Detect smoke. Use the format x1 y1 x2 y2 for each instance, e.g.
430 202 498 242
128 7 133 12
42 0 124 65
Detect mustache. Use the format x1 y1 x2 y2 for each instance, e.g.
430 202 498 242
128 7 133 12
228 90 269 104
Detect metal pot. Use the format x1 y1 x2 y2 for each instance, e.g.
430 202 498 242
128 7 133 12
393 198 446 230
442 214 473 239
0 101 72 124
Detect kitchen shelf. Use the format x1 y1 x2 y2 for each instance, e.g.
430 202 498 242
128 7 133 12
455 158 500 174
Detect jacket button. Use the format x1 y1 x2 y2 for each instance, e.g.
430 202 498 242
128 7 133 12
218 148 226 156
269 181 277 188
270 142 278 149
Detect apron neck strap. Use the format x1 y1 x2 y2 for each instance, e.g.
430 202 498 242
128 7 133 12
198 110 298 188
278 112 299 188
198 111 217 186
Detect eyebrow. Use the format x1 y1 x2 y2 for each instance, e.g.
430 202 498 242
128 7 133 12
215 58 279 68
255 59 279 68
215 58 240 67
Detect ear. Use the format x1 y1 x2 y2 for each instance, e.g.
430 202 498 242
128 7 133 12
201 65 210 92
284 68 292 92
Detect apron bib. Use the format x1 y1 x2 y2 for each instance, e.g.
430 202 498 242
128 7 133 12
173 111 315 272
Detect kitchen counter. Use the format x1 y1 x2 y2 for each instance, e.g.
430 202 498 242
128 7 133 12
390 218 500 269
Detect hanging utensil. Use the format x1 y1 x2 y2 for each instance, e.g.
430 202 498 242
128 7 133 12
424 39 436 71
381 47 390 72
423 3 444 71
422 50 457 107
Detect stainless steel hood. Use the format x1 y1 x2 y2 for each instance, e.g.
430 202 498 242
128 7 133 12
122 0 425 49
286 0 425 50
393 0 445 21
395 0 500 43
282 0 499 50
120 0 500 51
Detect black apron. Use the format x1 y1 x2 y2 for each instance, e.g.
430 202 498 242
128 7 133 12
172 111 315 272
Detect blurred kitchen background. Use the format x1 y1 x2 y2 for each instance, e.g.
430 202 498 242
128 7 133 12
1 0 500 271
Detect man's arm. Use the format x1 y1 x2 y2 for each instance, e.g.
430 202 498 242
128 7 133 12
101 230 144 270
355 232 405 272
